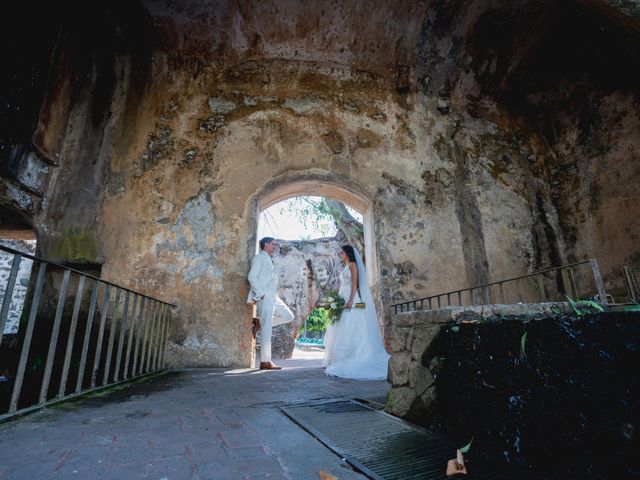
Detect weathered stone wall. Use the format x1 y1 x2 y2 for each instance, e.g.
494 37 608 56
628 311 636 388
386 306 639 478
268 238 342 359
0 1 638 366
0 240 36 334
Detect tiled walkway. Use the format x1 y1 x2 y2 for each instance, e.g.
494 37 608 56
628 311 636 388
0 349 388 479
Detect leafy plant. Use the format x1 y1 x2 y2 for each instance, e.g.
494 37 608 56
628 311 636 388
278 197 344 237
30 356 43 372
581 299 604 312
301 307 331 335
322 291 346 324
459 438 473 454
520 331 528 357
566 295 605 316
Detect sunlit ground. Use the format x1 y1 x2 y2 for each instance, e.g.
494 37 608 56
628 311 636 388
291 344 325 361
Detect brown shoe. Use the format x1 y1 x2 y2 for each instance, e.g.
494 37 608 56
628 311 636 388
251 317 261 339
259 362 282 370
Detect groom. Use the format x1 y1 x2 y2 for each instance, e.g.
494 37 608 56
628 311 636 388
247 237 294 370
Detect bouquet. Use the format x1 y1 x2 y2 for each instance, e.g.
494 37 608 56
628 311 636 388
319 290 346 325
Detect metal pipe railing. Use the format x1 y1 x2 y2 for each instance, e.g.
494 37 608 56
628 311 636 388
623 265 639 303
391 259 608 314
0 244 173 422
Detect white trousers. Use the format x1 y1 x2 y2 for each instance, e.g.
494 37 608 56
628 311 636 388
257 295 294 362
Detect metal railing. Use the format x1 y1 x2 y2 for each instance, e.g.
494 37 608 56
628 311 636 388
391 259 608 314
623 265 639 303
0 244 173 422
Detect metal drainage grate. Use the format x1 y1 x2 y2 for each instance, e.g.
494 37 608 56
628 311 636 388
281 399 514 480
356 395 387 410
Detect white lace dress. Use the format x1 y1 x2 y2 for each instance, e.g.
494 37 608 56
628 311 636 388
322 266 389 380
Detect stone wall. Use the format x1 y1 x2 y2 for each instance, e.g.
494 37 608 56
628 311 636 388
1 1 638 367
268 238 342 359
387 305 639 478
0 239 36 334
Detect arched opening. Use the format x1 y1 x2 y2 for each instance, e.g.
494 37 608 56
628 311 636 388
257 179 378 287
250 176 381 364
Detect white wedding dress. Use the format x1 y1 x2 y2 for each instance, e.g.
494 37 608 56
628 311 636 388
322 260 389 380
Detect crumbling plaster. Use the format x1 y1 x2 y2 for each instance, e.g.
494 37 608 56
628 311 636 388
2 0 638 367
92 56 561 366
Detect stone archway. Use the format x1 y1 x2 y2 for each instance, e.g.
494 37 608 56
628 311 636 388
248 173 382 361
255 177 379 288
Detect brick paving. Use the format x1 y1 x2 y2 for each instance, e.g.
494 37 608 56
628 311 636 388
0 349 388 479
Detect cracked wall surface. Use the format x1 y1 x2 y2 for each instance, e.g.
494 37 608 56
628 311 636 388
1 0 638 366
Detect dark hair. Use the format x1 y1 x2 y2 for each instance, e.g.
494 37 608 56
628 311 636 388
259 237 275 250
341 245 356 262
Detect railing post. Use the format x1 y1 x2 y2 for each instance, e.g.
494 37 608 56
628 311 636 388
152 304 167 370
536 276 546 302
145 301 159 372
39 269 71 405
58 275 86 398
9 263 47 413
91 284 112 388
623 265 639 302
122 293 140 380
113 291 131 382
568 268 579 298
102 288 122 385
560 268 570 298
589 259 608 303
132 296 147 376
160 306 171 368
139 299 153 374
76 279 99 393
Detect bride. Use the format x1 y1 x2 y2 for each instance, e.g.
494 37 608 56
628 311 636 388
322 245 389 380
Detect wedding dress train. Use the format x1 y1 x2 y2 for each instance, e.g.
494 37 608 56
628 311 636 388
322 253 389 380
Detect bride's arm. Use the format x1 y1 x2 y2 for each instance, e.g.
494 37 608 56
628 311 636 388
347 262 358 309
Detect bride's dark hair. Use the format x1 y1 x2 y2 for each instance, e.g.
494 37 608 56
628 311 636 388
341 245 356 262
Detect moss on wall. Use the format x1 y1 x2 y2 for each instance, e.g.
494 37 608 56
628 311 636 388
51 228 98 263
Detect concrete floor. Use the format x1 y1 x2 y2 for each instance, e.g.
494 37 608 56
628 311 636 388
0 348 389 479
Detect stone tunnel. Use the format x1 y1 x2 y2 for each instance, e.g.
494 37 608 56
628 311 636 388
1 0 639 369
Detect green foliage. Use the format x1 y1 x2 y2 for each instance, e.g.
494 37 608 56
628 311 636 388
520 331 528 357
277 196 363 238
30 356 43 372
624 304 640 312
459 438 473 453
321 290 346 324
278 197 343 237
566 296 605 316
301 307 331 334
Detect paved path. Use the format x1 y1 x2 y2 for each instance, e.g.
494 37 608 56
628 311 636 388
0 349 388 479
